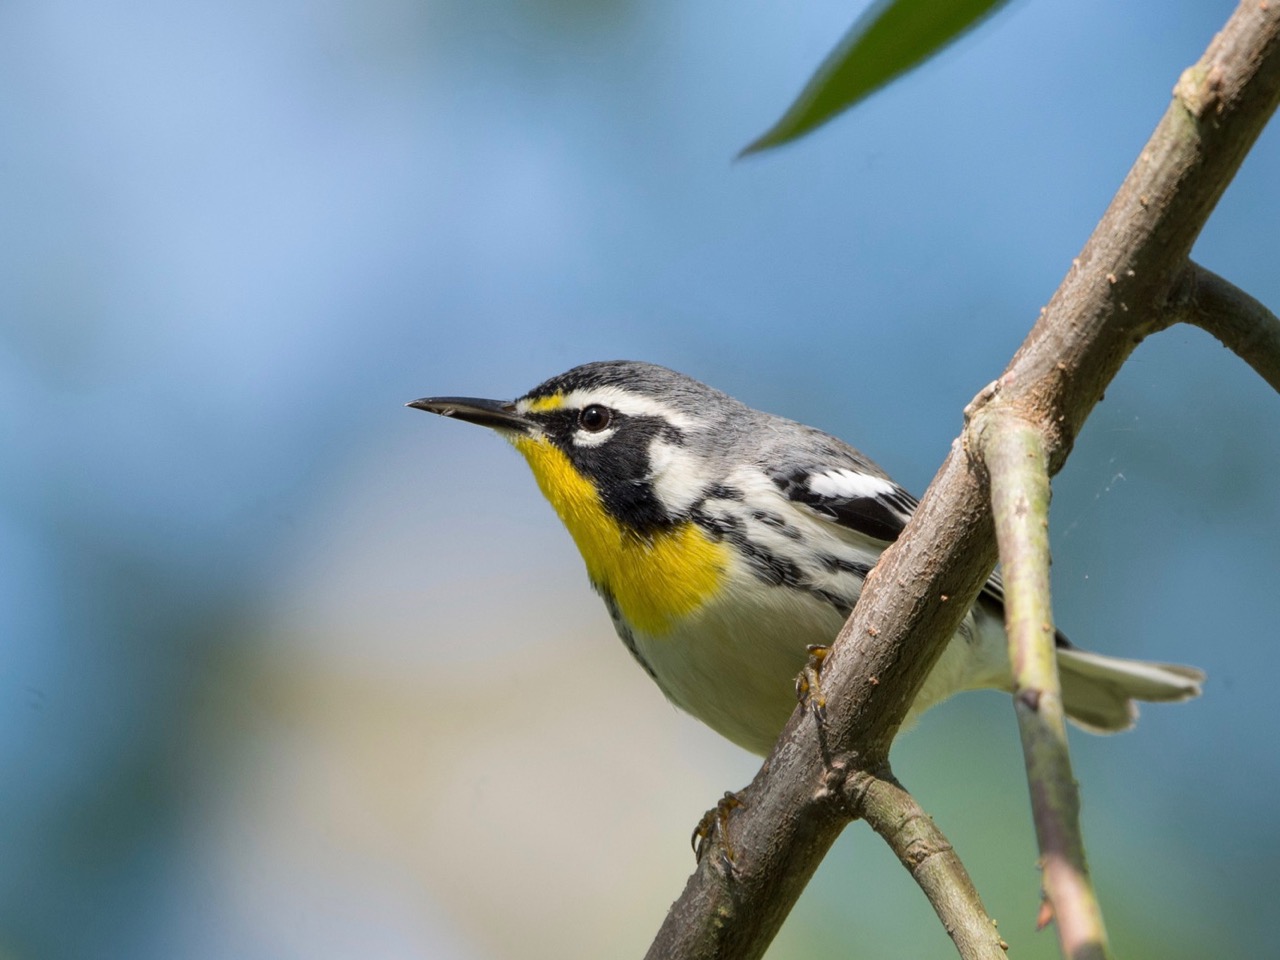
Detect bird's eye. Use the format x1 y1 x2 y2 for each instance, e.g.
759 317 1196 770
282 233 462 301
578 404 612 432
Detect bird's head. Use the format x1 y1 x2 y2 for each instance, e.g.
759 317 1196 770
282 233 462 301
409 360 742 536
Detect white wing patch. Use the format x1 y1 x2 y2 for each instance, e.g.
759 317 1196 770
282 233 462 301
806 469 897 501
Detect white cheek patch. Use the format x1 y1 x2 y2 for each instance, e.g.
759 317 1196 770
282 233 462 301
648 439 712 515
807 469 897 501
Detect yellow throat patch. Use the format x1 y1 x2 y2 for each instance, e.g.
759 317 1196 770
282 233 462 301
511 435 728 635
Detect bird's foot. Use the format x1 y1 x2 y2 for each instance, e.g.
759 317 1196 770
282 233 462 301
795 643 831 724
691 790 744 868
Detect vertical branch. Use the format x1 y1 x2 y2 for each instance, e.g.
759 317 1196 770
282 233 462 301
979 415 1107 960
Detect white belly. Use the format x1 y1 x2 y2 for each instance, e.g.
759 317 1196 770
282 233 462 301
620 567 1012 756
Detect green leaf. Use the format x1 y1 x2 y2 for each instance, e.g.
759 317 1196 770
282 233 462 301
741 0 1015 156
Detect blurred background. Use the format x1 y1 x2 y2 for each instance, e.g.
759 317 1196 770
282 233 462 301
3 0 1277 956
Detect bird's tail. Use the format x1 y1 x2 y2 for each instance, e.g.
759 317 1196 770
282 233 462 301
1056 648 1205 733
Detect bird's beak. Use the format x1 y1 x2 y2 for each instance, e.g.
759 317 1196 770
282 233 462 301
406 396 534 434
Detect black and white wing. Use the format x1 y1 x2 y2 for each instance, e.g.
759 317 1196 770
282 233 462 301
770 462 919 545
769 459 1016 618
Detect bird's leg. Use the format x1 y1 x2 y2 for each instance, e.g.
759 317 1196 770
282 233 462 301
795 643 831 723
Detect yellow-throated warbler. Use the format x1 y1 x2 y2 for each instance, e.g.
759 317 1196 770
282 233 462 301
410 360 1203 755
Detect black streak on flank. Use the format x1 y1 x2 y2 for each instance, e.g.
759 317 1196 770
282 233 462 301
704 484 744 502
738 540 805 588
689 508 744 541
813 590 853 619
819 554 874 578
599 588 659 680
751 509 803 540
691 506 804 589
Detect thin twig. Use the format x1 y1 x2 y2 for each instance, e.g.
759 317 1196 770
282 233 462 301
857 770 1009 959
980 416 1107 960
1173 261 1280 394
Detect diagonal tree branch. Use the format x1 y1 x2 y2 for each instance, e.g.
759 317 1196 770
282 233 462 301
647 3 1280 958
856 769 1008 958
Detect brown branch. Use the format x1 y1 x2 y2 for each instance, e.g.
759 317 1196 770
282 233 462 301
857 771 1009 958
979 416 1107 960
1172 261 1280 393
647 4 1280 957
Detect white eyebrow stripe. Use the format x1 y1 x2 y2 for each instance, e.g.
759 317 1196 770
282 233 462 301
518 386 695 429
807 469 898 501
